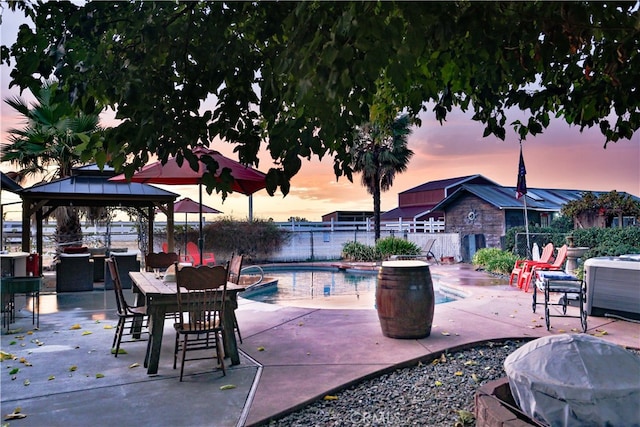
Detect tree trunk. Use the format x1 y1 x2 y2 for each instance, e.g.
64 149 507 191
55 207 83 249
374 177 381 241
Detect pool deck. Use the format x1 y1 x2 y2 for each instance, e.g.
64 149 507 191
2 263 639 426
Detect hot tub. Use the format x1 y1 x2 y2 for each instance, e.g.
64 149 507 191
584 255 640 319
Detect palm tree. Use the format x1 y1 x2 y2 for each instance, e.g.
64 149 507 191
350 114 414 241
2 81 103 248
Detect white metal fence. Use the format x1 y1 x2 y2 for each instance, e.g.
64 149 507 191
276 218 445 234
268 230 459 262
3 220 459 263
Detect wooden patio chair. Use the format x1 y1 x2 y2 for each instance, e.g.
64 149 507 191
145 251 180 272
104 251 141 290
161 242 188 263
173 263 228 381
106 257 148 357
520 245 569 292
227 254 244 343
509 243 554 287
185 241 216 266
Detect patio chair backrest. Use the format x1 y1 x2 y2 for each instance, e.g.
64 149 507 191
227 254 244 284
106 257 128 316
145 252 179 271
551 245 568 268
175 263 228 332
539 243 554 263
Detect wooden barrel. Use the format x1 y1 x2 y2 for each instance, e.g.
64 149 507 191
376 260 434 339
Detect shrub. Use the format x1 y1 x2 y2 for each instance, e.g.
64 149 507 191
374 236 421 259
472 248 520 275
341 241 379 262
201 217 290 263
485 251 520 275
549 216 573 232
472 248 506 267
504 225 567 254
572 227 640 252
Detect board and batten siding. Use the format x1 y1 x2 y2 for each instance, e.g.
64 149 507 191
443 194 505 249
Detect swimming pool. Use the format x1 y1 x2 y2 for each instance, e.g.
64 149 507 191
242 267 456 310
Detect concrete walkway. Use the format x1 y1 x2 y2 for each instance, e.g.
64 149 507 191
1 264 639 426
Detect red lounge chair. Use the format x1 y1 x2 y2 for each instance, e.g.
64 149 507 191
520 245 569 292
509 243 554 287
185 241 216 266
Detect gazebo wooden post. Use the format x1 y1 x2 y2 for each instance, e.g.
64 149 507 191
21 200 31 253
36 209 44 275
167 201 175 253
147 206 154 256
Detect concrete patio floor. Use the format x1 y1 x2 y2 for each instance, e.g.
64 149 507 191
1 263 639 426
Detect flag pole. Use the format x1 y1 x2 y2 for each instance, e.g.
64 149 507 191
198 183 204 265
523 190 531 258
516 142 531 258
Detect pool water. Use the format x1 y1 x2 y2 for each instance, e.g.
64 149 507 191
242 269 455 310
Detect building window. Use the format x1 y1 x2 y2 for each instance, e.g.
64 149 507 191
540 213 550 228
611 216 637 228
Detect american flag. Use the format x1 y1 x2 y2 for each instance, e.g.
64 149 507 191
516 146 527 200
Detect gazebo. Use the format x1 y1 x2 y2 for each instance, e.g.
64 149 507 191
17 165 180 275
1 171 23 246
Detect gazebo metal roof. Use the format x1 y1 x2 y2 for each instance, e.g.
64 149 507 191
1 171 22 193
15 165 181 266
19 175 179 208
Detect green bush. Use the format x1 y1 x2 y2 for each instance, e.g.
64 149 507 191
200 217 290 263
504 226 567 253
485 251 520 275
571 227 640 276
374 236 421 259
472 248 507 267
472 248 520 275
341 237 422 262
506 221 640 256
549 216 573 232
341 241 379 262
572 227 640 252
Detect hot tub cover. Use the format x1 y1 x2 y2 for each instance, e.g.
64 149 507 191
504 334 640 426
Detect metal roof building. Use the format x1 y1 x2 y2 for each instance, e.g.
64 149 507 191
430 185 640 213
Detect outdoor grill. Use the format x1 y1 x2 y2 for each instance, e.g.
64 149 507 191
504 334 640 426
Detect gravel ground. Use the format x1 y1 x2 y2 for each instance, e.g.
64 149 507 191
268 339 527 427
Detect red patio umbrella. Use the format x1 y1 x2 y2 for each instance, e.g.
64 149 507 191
173 197 222 215
110 146 266 264
172 197 222 255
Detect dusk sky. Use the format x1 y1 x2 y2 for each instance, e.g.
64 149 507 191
1 10 638 222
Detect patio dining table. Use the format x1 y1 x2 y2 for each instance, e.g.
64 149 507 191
129 271 245 375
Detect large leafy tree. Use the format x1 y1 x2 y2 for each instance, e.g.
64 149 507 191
2 81 103 247
2 2 638 198
351 114 413 241
561 190 640 228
